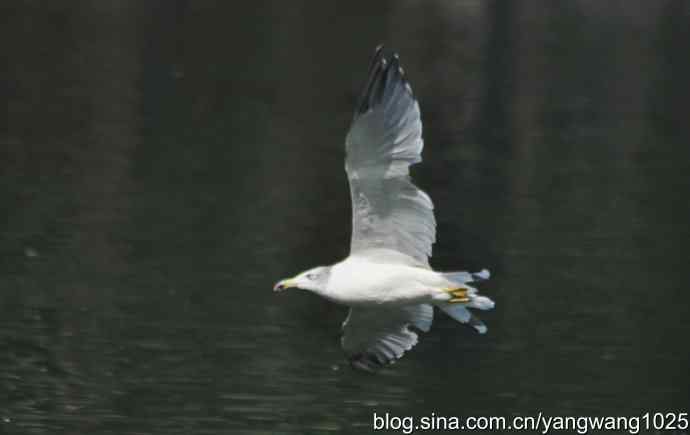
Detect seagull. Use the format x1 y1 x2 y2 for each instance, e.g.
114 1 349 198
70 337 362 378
274 46 495 371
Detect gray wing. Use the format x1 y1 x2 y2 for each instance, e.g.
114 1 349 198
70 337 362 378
346 46 435 267
341 304 433 371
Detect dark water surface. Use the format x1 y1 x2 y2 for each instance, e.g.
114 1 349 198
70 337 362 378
3 1 690 434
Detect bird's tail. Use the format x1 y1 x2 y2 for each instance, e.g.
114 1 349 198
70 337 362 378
434 269 494 334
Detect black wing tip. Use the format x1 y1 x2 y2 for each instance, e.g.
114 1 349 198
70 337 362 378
349 352 391 372
353 45 414 119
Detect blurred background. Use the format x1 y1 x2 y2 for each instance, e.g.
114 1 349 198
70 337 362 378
2 1 689 434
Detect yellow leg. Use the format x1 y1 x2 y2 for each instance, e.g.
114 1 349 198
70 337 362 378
445 287 470 304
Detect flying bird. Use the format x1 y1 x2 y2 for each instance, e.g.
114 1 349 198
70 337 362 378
274 46 495 370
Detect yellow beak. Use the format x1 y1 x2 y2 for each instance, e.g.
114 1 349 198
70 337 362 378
273 278 298 292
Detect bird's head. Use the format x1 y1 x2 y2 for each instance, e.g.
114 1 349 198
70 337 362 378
273 266 331 293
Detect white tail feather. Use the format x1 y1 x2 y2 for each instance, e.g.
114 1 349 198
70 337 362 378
468 295 495 310
437 268 494 334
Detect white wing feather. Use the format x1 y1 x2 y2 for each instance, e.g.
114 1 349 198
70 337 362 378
341 304 433 370
345 47 435 268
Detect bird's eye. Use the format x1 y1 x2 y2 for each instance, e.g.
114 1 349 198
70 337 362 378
306 273 316 280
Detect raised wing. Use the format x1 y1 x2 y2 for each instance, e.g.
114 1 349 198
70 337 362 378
341 304 433 370
346 46 435 267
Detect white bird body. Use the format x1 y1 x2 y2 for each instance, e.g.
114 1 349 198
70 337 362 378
274 46 495 370
323 255 448 306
